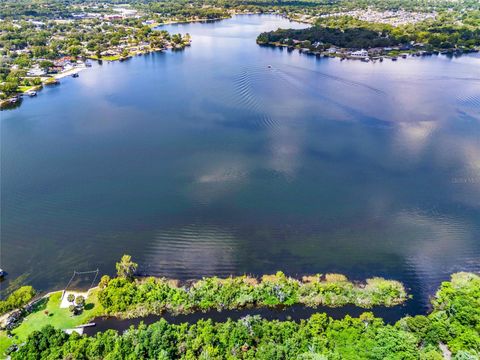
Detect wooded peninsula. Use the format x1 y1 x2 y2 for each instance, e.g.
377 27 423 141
0 255 479 359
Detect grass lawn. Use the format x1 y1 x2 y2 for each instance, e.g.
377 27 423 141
89 55 121 61
43 77 58 85
18 86 33 92
0 290 103 358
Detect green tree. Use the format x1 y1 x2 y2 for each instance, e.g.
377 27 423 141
99 275 111 289
0 286 35 314
116 254 138 280
39 60 54 70
75 295 85 307
68 304 76 315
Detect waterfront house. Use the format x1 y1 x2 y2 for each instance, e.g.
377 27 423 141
53 56 74 67
350 49 368 58
101 50 119 57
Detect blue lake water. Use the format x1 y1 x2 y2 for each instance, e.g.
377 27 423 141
1 15 480 314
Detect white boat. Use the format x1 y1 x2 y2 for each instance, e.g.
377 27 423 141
26 90 37 97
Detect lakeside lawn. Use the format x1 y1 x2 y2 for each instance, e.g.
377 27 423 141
18 85 39 93
88 54 121 61
0 290 103 358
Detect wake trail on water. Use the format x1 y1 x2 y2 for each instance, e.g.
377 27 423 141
228 63 393 130
270 64 392 127
278 63 387 96
232 65 280 131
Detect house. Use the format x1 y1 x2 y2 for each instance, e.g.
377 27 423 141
104 15 123 21
27 66 47 76
350 49 368 58
53 56 74 67
101 50 119 56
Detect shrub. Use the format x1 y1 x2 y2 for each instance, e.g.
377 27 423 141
0 286 36 315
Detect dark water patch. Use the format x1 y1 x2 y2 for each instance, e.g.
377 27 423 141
84 303 411 336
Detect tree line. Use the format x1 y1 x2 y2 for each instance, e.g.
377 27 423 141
11 272 480 359
257 13 480 50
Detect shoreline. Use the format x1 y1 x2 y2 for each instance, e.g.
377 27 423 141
258 40 480 62
7 272 479 360
2 13 477 111
1 271 478 358
0 272 407 328
96 272 408 321
53 66 88 80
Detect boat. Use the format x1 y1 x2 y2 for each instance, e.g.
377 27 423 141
391 57 398 61
72 73 79 78
85 61 92 67
267 65 272 68
26 90 37 97
0 269 6 278
379 57 384 62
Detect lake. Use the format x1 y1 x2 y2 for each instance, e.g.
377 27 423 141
1 14 479 315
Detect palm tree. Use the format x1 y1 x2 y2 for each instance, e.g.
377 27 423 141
68 304 76 316
75 295 85 308
67 293 75 303
116 254 138 281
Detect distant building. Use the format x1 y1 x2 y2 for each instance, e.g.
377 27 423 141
27 66 47 76
53 56 74 67
104 15 123 21
350 49 368 58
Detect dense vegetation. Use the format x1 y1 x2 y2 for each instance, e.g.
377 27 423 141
99 273 407 317
12 272 480 359
1 0 479 20
0 16 190 99
0 286 35 315
97 255 407 317
257 26 397 49
258 12 480 50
